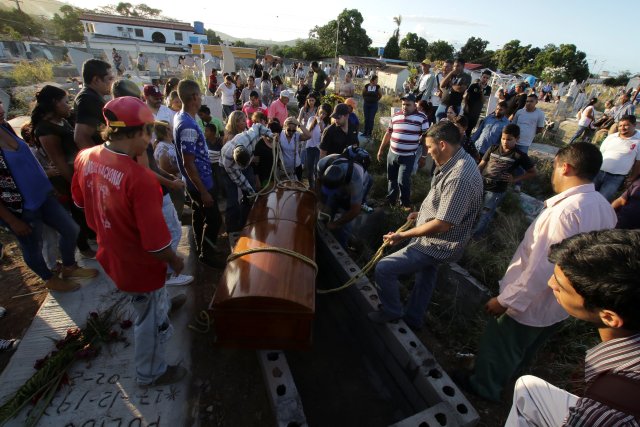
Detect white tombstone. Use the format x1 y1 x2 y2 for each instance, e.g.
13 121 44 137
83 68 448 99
221 44 236 74
203 95 223 120
67 48 95 75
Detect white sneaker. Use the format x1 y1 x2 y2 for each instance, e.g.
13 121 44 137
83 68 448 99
165 274 194 287
361 203 374 213
0 338 19 351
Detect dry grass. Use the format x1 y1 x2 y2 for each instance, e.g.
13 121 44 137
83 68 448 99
10 60 53 86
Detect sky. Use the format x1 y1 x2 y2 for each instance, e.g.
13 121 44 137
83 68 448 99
61 0 638 75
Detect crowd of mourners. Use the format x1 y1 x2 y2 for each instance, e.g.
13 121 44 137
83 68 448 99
0 52 638 425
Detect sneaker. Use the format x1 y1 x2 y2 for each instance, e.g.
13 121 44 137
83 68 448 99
61 265 99 280
367 310 402 325
79 248 97 259
0 338 19 352
45 276 80 292
165 274 194 287
361 203 374 213
0 306 6 319
138 365 187 388
198 255 226 269
170 294 187 313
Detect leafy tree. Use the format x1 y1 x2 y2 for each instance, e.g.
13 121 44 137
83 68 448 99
458 37 488 62
532 44 589 81
293 39 324 60
52 5 84 42
399 32 428 60
399 48 418 62
384 33 400 59
603 71 631 87
115 2 135 16
233 41 247 48
393 15 402 37
493 40 538 74
97 3 161 18
205 29 222 45
135 4 161 18
426 40 454 61
0 9 42 38
309 9 372 57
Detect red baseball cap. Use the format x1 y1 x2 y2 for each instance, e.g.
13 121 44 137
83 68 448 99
143 84 162 98
103 96 155 128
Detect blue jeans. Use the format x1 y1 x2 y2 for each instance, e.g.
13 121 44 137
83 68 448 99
221 167 256 233
363 102 378 136
593 170 625 201
473 190 507 236
222 104 234 120
305 147 320 189
435 104 460 122
1 193 79 281
374 245 441 328
162 193 182 274
362 172 373 204
131 287 173 385
386 151 416 207
569 125 589 144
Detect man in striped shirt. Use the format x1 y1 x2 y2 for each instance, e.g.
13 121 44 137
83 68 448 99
506 229 640 426
370 121 483 330
377 93 430 210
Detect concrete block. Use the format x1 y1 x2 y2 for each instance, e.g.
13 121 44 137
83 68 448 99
257 350 308 427
390 402 460 427
436 263 491 312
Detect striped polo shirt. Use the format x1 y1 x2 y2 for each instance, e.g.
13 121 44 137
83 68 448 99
388 110 430 156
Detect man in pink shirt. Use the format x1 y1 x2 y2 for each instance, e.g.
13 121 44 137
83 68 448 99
268 89 291 125
458 142 617 402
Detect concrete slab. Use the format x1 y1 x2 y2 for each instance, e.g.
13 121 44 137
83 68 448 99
67 48 95 76
0 227 195 427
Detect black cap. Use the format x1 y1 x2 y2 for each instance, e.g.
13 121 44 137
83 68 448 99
401 93 416 102
330 103 350 118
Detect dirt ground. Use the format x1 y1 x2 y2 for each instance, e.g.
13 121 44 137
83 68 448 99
0 232 48 374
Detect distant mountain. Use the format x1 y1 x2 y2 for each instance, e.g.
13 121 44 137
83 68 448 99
212 31 301 47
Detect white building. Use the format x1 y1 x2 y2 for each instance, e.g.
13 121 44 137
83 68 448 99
79 13 207 48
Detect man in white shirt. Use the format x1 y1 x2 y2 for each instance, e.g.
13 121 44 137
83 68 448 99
459 142 617 402
416 60 436 102
593 114 640 201
512 94 546 190
430 60 453 116
143 84 175 128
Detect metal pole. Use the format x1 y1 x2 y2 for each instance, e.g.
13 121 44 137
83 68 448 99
334 15 340 93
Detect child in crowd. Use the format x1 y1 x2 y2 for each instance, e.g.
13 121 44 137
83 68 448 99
474 124 537 236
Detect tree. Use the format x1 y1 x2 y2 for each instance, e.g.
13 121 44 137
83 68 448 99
52 5 84 42
399 32 428 60
97 3 161 18
233 41 247 48
384 34 400 59
0 9 43 38
135 3 161 18
426 40 454 61
493 40 538 74
205 29 222 45
309 9 372 57
458 37 488 62
393 15 402 38
532 44 589 81
603 71 631 87
399 48 418 62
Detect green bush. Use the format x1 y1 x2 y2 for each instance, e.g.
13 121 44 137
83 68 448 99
11 60 54 86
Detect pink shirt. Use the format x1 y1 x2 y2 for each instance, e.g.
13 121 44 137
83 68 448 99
268 99 289 126
242 101 268 128
497 184 617 327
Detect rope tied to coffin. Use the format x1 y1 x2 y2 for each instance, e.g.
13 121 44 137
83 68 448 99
227 246 318 274
317 218 415 294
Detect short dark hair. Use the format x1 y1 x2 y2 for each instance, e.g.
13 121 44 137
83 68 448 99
527 94 538 100
82 59 111 85
548 229 640 330
502 123 520 138
199 105 211 115
452 115 468 129
250 90 260 98
497 100 508 108
426 121 460 145
204 123 218 133
620 114 637 125
481 70 491 76
555 142 602 180
454 57 466 65
177 79 200 104
311 61 319 68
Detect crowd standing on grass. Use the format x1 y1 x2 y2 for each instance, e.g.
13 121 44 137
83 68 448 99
0 51 639 424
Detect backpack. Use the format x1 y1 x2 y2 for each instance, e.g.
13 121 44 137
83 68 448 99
343 146 371 172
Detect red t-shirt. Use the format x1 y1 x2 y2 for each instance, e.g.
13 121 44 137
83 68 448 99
72 145 171 293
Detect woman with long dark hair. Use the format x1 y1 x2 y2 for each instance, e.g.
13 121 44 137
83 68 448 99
164 77 180 101
305 103 331 188
297 92 319 125
31 85 95 258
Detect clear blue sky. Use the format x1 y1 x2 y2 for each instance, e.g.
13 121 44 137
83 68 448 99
65 0 637 75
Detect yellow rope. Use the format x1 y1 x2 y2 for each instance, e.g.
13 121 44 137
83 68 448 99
188 310 212 334
227 246 318 273
317 219 415 294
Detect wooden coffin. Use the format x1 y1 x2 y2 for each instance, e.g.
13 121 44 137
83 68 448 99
211 186 317 350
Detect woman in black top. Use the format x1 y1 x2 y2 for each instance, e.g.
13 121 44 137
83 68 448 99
31 85 95 257
362 75 382 137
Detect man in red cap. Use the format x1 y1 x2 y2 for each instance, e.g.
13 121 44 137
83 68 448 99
72 96 187 387
143 84 175 128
